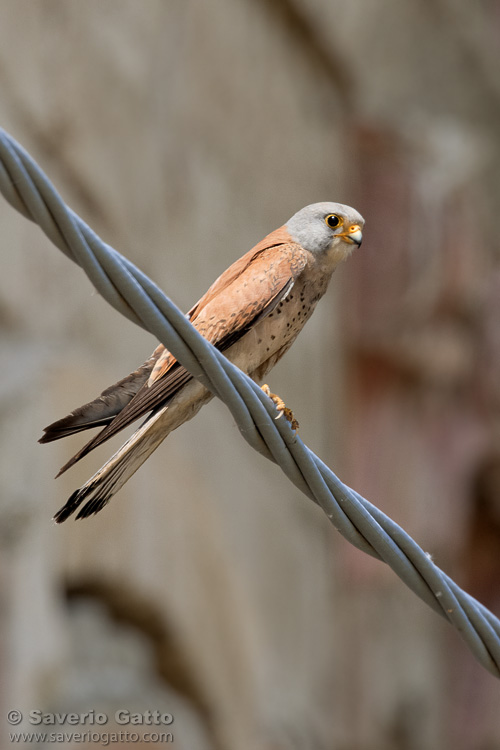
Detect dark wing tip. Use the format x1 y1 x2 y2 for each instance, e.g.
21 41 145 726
39 415 113 445
39 420 74 444
75 495 110 520
53 479 113 523
55 450 88 479
53 488 85 524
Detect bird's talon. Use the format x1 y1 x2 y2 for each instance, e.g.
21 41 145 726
261 384 299 432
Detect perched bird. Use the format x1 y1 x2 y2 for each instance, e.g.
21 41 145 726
41 202 364 522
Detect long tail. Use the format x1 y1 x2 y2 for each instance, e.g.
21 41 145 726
53 406 169 523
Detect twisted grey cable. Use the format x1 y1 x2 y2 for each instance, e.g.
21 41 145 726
1 127 499 677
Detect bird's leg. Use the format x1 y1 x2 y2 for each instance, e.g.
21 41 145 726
261 384 299 431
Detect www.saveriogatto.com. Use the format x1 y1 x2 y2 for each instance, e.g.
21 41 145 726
6 709 174 745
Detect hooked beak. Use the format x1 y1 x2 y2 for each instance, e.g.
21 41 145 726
339 224 363 247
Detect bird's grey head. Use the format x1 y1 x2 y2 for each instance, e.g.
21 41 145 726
286 202 364 261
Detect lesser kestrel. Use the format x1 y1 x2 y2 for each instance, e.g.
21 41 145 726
41 202 364 521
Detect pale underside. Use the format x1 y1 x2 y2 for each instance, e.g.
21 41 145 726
53 263 331 521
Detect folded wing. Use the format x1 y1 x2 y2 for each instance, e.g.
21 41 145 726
42 229 307 476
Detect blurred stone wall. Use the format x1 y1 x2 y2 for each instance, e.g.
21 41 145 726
0 2 499 749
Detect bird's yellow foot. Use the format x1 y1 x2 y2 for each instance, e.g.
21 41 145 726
261 384 299 431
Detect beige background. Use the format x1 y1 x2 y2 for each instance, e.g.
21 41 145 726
1 2 500 748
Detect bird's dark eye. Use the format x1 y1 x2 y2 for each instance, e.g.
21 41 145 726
325 214 343 229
